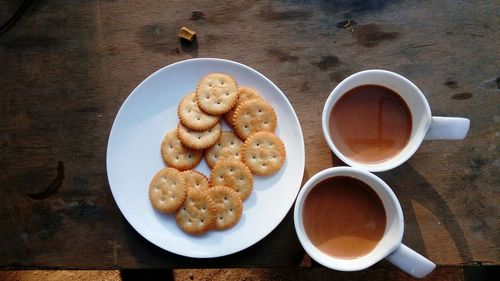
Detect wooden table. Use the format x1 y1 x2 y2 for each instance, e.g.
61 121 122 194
1 0 498 271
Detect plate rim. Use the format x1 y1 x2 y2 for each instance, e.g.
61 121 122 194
106 57 305 258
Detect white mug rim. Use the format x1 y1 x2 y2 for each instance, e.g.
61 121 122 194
321 69 432 172
293 167 404 271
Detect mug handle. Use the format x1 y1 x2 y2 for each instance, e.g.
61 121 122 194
424 117 470 140
385 244 436 278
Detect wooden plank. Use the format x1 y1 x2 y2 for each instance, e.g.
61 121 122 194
0 266 498 281
0 0 498 268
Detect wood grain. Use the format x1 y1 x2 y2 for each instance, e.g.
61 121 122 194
0 0 498 268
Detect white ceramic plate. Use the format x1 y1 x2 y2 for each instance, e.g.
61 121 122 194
106 58 305 258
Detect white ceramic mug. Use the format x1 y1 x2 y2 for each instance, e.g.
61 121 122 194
294 167 436 278
322 70 470 172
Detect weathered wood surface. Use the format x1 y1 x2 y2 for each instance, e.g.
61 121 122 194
0 266 498 281
0 0 498 268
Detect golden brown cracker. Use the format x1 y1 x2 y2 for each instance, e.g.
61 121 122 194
210 159 253 201
232 99 277 140
177 122 221 150
178 92 220 131
241 131 286 176
149 167 187 213
223 87 262 126
175 189 216 235
181 170 210 192
161 130 203 171
204 131 243 168
195 73 238 115
206 186 243 230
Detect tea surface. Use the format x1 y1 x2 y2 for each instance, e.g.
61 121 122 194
329 85 412 163
303 176 387 259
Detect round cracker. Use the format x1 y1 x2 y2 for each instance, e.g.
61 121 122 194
223 87 262 126
177 122 222 150
204 131 243 168
210 159 253 201
178 92 220 130
195 73 238 115
232 99 277 140
161 130 203 171
175 189 216 235
241 131 286 176
149 167 187 213
206 186 243 230
181 170 210 192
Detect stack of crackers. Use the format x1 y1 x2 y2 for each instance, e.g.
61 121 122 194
149 73 286 235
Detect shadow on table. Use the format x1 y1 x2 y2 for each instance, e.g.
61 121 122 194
180 36 198 58
331 151 472 261
332 153 472 261
378 163 473 261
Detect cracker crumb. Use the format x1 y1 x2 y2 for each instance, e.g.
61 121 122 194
179 26 196 42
